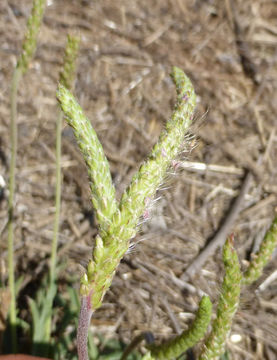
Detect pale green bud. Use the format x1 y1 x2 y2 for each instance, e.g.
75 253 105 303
93 235 104 263
87 260 95 281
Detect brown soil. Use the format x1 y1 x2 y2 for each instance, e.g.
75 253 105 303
1 0 277 359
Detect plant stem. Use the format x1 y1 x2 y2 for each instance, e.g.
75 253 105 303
49 111 63 284
45 34 80 345
8 67 22 352
43 111 63 345
77 295 93 360
7 0 46 352
149 296 212 360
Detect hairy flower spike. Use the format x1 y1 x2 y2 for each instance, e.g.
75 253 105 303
149 296 212 360
85 68 196 309
243 216 277 285
17 0 46 74
56 85 118 235
58 68 196 358
59 34 80 90
63 68 195 311
50 34 80 285
199 235 242 360
86 68 195 309
107 67 196 244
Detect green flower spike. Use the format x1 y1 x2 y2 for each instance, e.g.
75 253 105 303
243 216 277 285
57 67 196 310
107 66 196 245
58 68 196 360
17 0 46 74
199 235 242 360
8 0 46 350
50 34 80 283
59 34 80 90
56 85 118 236
148 296 212 360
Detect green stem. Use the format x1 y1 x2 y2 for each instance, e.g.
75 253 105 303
49 111 63 284
45 34 79 347
7 0 46 352
149 296 212 360
43 111 63 346
8 66 22 352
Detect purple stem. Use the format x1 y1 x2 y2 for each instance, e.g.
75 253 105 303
77 294 93 360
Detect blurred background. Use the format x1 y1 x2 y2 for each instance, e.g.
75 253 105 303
1 0 277 359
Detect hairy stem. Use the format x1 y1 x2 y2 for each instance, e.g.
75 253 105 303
77 295 94 360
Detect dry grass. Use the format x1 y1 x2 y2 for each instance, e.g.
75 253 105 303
1 0 277 358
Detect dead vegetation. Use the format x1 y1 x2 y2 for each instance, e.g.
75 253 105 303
0 0 277 358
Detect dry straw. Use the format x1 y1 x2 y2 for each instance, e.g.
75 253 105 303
6 1 277 358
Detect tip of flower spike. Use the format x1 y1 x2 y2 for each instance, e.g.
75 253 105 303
56 83 66 101
171 67 184 91
227 233 235 248
200 295 212 308
171 66 183 78
56 83 74 116
171 66 195 102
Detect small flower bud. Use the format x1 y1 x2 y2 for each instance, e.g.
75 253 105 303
87 260 95 281
93 235 104 263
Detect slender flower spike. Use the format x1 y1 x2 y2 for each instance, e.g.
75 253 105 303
8 0 46 350
243 216 277 285
56 85 118 236
59 34 80 90
50 34 80 284
149 296 212 360
17 0 46 74
199 235 242 360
